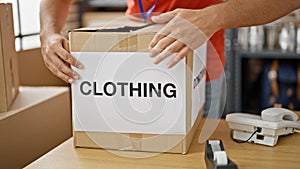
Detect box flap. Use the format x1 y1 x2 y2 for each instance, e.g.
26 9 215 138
70 17 164 33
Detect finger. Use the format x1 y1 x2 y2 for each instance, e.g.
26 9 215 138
167 46 191 68
153 50 170 65
151 12 175 24
55 46 84 69
154 41 185 65
152 36 176 53
150 36 176 58
49 53 80 80
149 25 172 49
62 38 70 52
149 33 166 49
149 47 163 58
44 57 74 83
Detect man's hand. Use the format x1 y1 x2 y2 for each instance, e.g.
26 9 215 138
40 0 79 83
40 33 83 83
149 0 300 68
149 8 218 68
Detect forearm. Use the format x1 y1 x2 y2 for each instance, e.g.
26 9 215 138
40 0 73 38
210 0 300 30
39 0 83 83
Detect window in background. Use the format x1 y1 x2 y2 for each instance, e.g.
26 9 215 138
3 0 41 51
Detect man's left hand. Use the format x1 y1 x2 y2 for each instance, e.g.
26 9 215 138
149 8 218 68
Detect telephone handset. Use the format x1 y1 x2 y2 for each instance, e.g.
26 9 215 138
261 107 298 122
226 107 300 146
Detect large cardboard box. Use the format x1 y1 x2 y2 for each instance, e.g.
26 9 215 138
0 3 19 112
69 18 207 154
0 87 72 169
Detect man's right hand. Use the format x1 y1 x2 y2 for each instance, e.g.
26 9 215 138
40 33 84 83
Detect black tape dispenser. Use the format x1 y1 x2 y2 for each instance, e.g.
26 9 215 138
205 140 238 169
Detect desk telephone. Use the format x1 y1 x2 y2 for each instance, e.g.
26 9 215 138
226 108 300 146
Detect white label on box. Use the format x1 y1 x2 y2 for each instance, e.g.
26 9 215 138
72 52 187 134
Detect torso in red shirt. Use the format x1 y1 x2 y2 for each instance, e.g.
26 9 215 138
126 0 225 81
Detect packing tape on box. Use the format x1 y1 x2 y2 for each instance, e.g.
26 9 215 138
129 133 143 150
117 34 128 52
127 34 137 52
112 34 138 52
119 133 143 150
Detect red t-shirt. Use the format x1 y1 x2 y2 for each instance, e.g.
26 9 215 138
126 0 225 81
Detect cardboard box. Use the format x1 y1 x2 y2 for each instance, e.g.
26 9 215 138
0 3 19 112
69 18 207 154
82 12 125 27
0 86 72 169
17 48 67 86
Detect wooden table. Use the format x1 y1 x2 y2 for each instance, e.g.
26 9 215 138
25 118 300 169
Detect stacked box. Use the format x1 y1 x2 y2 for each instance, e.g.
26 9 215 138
0 87 71 169
0 3 19 112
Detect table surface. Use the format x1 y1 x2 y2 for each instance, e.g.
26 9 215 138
25 117 300 169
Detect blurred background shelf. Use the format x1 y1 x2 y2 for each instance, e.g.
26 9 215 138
224 9 300 115
239 49 300 59
234 49 300 115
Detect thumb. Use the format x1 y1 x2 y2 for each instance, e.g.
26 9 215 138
151 12 175 23
62 38 70 52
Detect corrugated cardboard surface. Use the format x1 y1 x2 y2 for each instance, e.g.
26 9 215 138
17 48 67 86
0 87 72 169
69 23 163 52
74 108 203 154
70 19 204 154
82 12 125 27
0 3 19 112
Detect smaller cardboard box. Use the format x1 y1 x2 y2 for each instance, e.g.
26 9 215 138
17 48 67 86
0 87 71 169
0 3 19 112
69 18 207 154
